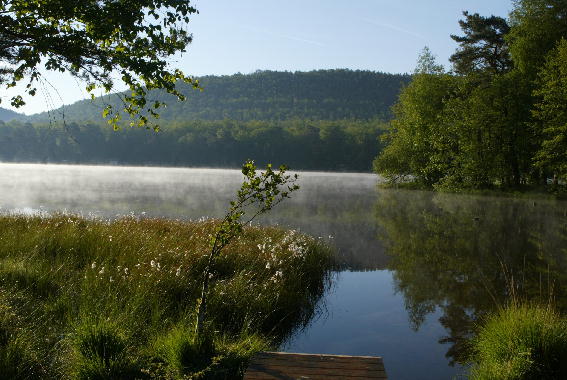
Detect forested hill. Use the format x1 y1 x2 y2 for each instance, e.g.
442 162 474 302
0 107 21 122
1 70 409 172
27 70 410 123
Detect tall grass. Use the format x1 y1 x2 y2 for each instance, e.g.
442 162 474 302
469 304 567 380
0 214 332 379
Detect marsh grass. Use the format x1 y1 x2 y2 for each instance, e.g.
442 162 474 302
469 304 567 380
0 214 332 379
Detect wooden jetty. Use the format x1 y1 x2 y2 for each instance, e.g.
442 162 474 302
244 352 387 379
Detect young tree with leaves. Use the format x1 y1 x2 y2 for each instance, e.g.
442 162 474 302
194 160 299 338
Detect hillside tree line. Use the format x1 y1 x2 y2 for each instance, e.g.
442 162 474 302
0 70 409 171
0 118 385 171
25 70 410 123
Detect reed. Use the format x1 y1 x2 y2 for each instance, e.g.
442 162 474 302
0 214 332 379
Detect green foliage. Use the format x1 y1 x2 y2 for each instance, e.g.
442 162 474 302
195 160 299 337
0 69 405 172
470 305 567 380
437 71 534 188
213 160 299 251
0 215 332 378
24 70 410 124
375 1 567 190
0 0 199 129
507 0 567 79
533 38 567 180
450 12 512 75
374 48 457 186
0 118 385 171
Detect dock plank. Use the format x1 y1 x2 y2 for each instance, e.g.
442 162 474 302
244 352 387 379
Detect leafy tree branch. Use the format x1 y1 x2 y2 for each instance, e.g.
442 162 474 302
0 0 200 129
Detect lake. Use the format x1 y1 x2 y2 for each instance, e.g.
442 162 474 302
1 163 566 379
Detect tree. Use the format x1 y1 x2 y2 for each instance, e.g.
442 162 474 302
194 160 299 338
374 48 456 186
507 0 567 79
438 70 534 188
503 0 567 184
450 11 512 76
376 6 565 190
533 38 567 181
0 0 199 129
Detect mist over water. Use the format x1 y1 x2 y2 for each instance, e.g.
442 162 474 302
0 163 384 269
2 163 566 380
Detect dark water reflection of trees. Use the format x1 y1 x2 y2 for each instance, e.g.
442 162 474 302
375 190 567 364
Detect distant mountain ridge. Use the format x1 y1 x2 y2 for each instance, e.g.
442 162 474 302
26 69 411 123
0 107 22 122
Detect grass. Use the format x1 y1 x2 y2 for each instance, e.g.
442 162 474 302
469 304 567 380
0 214 332 379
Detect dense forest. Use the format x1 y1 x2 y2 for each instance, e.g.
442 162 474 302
374 0 567 190
0 70 408 171
0 119 385 171
26 70 410 123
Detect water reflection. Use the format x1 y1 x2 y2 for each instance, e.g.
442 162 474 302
375 189 567 364
3 163 567 378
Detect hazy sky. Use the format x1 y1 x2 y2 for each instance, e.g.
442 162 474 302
5 0 513 115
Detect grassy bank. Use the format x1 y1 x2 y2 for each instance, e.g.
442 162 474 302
0 215 332 379
469 305 567 380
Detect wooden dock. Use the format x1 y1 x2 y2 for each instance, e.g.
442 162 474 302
244 352 387 379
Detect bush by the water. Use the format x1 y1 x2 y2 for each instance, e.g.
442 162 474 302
469 305 567 380
0 214 332 379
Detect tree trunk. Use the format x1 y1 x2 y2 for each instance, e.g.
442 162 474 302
194 271 210 338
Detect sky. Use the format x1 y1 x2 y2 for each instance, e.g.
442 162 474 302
4 0 513 115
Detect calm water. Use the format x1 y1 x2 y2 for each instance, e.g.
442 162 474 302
1 163 566 380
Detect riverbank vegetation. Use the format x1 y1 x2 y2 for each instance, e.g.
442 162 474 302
375 0 567 192
0 215 332 379
469 305 567 380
